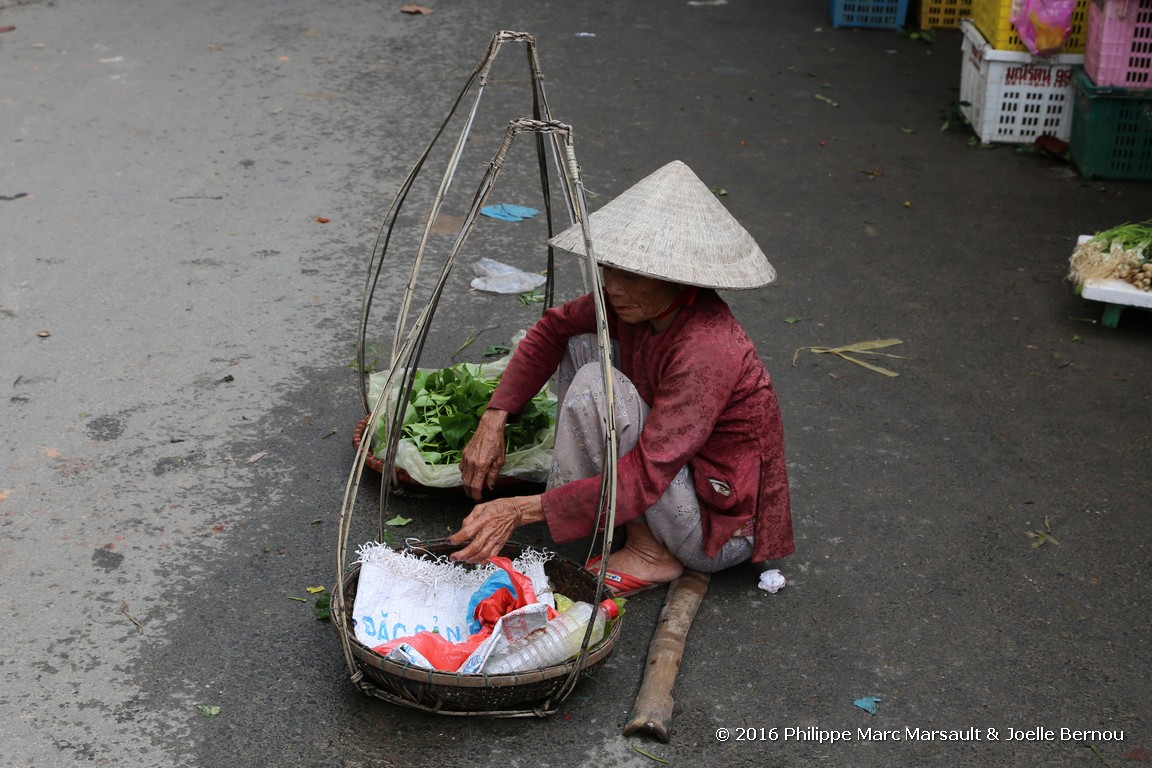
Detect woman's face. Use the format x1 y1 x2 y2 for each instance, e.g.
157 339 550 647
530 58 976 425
602 267 682 326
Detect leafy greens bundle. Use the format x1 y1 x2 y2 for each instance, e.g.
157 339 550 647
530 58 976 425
375 362 556 466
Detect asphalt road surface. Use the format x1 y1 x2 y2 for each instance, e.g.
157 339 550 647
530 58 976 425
3 1 1151 766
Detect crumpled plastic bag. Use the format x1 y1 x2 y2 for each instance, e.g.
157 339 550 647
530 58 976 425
1012 0 1075 55
470 257 547 294
480 203 539 222
758 569 786 594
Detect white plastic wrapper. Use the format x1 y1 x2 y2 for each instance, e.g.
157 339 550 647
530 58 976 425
470 257 547 294
758 569 786 594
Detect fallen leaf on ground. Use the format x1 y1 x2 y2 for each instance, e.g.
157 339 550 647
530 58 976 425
196 705 221 717
385 515 413 526
0 25 16 33
400 4 432 13
306 586 326 594
428 211 464 235
1026 515 1060 549
1123 746 1150 762
246 451 268 463
631 742 669 763
314 593 331 621
793 339 908 377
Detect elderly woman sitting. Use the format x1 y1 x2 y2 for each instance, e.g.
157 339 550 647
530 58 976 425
447 160 793 596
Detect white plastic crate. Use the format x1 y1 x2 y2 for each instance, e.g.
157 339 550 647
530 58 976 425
959 20 1085 143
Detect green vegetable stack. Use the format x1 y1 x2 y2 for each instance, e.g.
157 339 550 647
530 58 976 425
375 362 556 466
1069 221 1152 292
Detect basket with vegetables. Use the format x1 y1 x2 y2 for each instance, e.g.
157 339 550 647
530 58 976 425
1068 221 1152 292
355 349 556 493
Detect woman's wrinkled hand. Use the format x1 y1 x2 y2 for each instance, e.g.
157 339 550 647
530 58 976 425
460 408 509 501
447 494 545 563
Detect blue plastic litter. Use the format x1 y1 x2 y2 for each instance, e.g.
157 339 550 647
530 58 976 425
481 203 539 222
854 696 881 716
465 570 518 634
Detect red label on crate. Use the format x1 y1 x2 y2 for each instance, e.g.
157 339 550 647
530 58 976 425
1005 64 1057 87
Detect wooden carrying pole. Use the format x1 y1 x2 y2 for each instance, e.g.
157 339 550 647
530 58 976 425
623 569 711 742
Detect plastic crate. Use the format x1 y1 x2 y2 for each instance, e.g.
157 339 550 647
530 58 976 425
1070 66 1152 178
972 0 1090 52
959 20 1085 142
917 0 975 28
829 0 911 29
1085 0 1152 88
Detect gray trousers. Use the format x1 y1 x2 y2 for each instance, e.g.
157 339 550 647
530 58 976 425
546 335 752 572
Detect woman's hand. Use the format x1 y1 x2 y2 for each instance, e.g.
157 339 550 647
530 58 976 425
460 408 509 501
447 494 545 563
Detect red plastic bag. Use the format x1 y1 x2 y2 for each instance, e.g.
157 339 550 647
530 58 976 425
1012 0 1076 55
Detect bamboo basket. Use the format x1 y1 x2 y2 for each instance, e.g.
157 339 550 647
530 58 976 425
336 541 623 715
332 30 624 717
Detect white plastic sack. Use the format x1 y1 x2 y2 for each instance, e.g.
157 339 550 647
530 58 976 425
351 542 554 649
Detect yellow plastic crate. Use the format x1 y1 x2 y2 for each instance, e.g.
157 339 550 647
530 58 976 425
917 0 974 29
971 0 1089 53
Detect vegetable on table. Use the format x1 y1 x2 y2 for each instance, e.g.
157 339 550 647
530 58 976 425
1068 221 1152 292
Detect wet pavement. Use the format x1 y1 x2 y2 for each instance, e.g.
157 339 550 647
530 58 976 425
2 0 1150 766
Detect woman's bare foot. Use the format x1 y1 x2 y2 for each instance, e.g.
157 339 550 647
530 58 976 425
601 519 684 585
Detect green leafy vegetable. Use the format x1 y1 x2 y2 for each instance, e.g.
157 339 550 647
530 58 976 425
376 363 555 466
314 593 331 621
517 288 546 305
1089 220 1152 254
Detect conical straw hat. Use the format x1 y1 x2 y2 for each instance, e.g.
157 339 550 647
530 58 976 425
548 160 775 290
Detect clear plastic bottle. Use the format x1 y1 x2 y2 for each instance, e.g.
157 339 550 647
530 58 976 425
483 599 619 674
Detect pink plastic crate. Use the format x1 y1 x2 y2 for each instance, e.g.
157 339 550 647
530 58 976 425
1085 0 1152 88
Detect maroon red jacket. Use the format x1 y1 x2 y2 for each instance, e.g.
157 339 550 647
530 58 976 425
488 288 794 562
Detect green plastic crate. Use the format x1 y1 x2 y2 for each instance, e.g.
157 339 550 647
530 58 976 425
1070 66 1152 180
